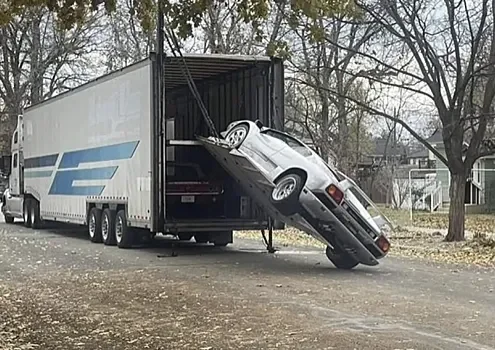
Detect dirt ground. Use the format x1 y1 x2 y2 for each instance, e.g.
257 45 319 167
1 219 495 350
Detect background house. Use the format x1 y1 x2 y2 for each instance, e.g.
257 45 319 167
426 129 495 212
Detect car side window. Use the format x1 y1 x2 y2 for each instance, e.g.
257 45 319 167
263 130 312 157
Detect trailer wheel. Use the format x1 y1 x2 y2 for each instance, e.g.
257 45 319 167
101 209 116 246
225 123 249 148
115 210 134 249
88 208 103 243
270 173 304 216
23 199 32 228
194 234 210 244
178 233 193 241
211 230 233 247
30 200 42 229
4 215 14 224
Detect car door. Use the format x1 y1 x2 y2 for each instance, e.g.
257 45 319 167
237 127 287 176
255 130 315 178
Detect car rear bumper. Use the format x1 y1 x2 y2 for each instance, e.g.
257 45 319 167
296 188 386 266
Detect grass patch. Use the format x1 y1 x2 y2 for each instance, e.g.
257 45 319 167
378 206 495 234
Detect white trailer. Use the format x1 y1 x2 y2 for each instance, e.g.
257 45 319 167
1 53 285 248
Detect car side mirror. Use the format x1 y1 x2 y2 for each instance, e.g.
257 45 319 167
255 120 264 129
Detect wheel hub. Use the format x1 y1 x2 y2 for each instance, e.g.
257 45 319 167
102 215 109 240
89 214 96 238
227 127 246 147
115 216 123 243
273 176 297 201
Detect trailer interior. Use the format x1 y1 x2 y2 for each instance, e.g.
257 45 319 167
157 54 284 235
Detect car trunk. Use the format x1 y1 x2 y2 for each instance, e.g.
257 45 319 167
151 54 284 233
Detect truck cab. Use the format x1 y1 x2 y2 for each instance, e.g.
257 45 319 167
2 115 27 224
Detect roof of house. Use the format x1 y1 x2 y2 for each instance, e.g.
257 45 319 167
369 138 408 157
426 129 443 144
408 147 429 158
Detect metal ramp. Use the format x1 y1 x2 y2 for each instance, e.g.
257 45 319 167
197 136 284 222
197 136 333 249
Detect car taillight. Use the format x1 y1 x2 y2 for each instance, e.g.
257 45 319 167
326 184 344 204
376 235 390 253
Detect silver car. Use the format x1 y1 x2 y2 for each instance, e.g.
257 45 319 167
220 119 392 269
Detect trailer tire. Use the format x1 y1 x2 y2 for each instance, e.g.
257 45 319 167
178 233 193 241
30 200 42 229
211 230 233 247
88 208 103 243
115 210 133 249
194 234 209 244
101 209 116 246
4 215 14 224
23 199 32 228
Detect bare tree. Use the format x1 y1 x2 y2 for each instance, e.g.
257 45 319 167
283 12 380 173
295 0 495 241
104 0 155 70
0 8 105 154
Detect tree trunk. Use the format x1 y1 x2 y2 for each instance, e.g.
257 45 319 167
445 173 467 242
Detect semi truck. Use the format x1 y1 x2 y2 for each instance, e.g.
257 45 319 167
1 52 285 248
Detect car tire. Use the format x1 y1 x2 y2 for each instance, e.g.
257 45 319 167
325 246 359 270
102 209 116 246
225 123 249 148
88 208 103 243
270 173 304 216
30 200 42 229
23 199 32 228
115 210 134 249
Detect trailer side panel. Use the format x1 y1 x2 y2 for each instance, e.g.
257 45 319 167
23 60 152 225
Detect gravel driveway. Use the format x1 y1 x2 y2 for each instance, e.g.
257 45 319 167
0 218 494 350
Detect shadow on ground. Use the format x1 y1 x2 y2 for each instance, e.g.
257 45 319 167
4 219 387 278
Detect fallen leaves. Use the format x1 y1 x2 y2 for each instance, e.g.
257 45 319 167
388 227 495 267
0 269 328 350
236 223 495 268
378 207 495 235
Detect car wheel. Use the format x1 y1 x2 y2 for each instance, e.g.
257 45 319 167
115 210 134 249
88 208 103 243
270 173 304 216
101 209 116 246
23 199 32 228
30 200 42 229
325 246 359 270
225 123 249 148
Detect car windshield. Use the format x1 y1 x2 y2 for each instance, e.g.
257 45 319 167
264 129 344 180
263 130 312 157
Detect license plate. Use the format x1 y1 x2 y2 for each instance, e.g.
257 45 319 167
181 195 195 203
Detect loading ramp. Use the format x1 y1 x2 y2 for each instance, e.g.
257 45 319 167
197 136 328 251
